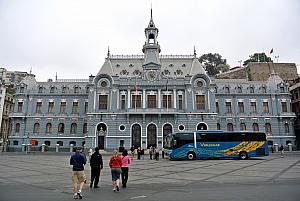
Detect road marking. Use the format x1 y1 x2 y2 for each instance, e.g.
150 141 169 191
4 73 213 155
130 195 147 199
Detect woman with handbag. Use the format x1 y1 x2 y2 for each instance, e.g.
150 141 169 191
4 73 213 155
109 149 122 191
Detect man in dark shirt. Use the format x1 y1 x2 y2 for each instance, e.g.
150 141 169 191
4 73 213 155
89 147 103 188
70 146 86 199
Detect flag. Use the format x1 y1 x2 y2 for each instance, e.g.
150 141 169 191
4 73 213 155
270 48 273 54
133 82 137 92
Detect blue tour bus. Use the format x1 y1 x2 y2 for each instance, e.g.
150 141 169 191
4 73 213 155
164 130 269 160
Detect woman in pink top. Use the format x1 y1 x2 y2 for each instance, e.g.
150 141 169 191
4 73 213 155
121 149 131 188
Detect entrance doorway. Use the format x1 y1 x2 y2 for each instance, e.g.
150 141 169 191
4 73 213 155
147 124 157 148
131 124 141 149
97 123 107 149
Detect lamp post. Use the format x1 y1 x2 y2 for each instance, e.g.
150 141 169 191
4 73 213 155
275 55 279 63
238 60 242 67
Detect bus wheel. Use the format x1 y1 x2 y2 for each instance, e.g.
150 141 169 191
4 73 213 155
239 152 248 160
187 152 196 160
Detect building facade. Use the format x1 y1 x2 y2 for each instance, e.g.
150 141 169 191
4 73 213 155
8 13 296 151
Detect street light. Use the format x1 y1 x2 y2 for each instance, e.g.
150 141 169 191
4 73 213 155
238 60 242 67
275 55 279 63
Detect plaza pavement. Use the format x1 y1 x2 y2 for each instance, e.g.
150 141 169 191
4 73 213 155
0 152 299 201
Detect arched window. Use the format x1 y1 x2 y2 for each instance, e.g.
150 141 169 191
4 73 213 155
15 123 20 133
44 141 51 146
33 123 40 134
227 123 234 131
58 123 64 134
70 141 76 146
57 141 63 146
217 123 221 130
46 123 52 134
83 123 87 134
265 123 271 134
240 123 246 131
70 123 77 134
284 123 289 133
252 123 259 131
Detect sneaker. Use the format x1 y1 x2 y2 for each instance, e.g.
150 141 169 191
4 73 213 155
113 188 116 192
89 183 93 188
94 186 99 188
116 185 119 191
77 192 83 199
73 193 78 199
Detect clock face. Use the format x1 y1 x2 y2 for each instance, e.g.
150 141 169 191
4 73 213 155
147 70 157 81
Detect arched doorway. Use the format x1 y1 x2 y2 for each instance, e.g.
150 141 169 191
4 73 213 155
132 124 141 149
197 123 208 130
97 123 107 149
147 124 157 148
163 123 172 147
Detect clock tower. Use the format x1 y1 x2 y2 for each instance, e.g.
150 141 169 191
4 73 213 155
142 9 161 73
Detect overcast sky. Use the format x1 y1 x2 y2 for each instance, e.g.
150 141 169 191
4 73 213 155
0 0 299 81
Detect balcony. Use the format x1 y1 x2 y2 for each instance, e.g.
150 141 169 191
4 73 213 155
127 108 178 114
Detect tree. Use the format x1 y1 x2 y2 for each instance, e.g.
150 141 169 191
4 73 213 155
217 63 230 73
199 53 228 76
243 53 272 66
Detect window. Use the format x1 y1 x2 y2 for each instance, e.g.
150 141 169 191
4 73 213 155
262 86 267 93
60 102 66 113
36 102 42 113
70 123 77 134
237 87 242 93
238 102 244 113
240 123 246 131
83 123 87 134
216 102 219 113
62 86 67 93
132 95 141 108
74 86 79 93
44 141 51 146
284 123 289 133
281 102 287 112
178 95 183 110
263 102 269 113
50 86 55 93
121 95 126 110
38 87 43 93
72 102 78 114
252 123 259 131
225 87 230 93
84 102 88 113
227 123 234 131
99 95 108 109
33 123 40 134
163 95 172 109
178 125 185 131
280 86 284 93
20 87 24 93
251 102 257 113
17 102 23 113
48 102 54 113
13 141 19 145
147 95 156 108
217 123 221 130
15 123 20 133
58 123 64 134
250 86 254 93
226 102 232 113
57 141 63 146
196 95 205 110
46 123 52 134
265 123 271 134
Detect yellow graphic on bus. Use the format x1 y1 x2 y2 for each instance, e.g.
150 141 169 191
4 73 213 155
220 141 265 156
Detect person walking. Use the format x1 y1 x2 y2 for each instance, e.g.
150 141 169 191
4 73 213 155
155 147 160 161
280 145 284 158
70 146 86 199
89 147 103 188
109 149 122 192
121 149 131 188
137 147 141 160
149 146 153 160
141 148 145 160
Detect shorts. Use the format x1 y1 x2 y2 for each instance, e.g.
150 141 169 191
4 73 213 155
111 168 121 181
72 171 86 184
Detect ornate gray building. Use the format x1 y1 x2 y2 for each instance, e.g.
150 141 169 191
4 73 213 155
8 12 296 151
